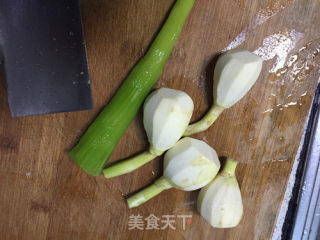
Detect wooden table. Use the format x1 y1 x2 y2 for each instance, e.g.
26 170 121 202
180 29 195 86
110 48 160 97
1 0 320 239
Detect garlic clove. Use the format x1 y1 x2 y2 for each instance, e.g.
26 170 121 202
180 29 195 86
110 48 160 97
197 159 243 228
164 137 220 191
214 50 262 108
143 88 194 151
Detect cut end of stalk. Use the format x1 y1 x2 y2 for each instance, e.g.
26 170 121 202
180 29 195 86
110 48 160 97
69 150 103 176
126 188 156 209
127 196 144 209
126 177 171 208
103 168 117 179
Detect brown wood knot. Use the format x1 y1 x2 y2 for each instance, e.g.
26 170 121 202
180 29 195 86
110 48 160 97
30 201 50 213
0 136 19 152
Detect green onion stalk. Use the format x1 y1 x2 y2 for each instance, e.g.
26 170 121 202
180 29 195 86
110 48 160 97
69 0 196 176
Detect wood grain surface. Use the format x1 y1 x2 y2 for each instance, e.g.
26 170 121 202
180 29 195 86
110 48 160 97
1 0 320 239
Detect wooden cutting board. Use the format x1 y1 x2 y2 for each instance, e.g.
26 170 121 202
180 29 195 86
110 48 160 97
1 0 320 239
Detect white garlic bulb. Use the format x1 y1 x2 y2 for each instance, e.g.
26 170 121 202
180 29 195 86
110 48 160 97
144 88 194 152
214 49 262 108
164 137 220 191
197 159 243 228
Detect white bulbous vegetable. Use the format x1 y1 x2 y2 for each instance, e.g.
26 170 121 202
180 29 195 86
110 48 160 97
127 137 220 208
103 88 194 178
184 49 262 136
144 88 194 152
164 137 220 191
197 159 243 228
214 49 263 108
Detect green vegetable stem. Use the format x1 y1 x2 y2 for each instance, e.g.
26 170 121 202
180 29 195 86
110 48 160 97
183 104 224 136
127 177 173 208
69 0 196 176
103 148 163 178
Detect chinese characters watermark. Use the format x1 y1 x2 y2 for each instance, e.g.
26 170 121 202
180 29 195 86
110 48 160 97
128 214 192 230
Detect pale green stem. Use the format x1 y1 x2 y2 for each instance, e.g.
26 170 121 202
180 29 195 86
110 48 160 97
220 158 238 176
183 104 224 136
127 176 172 208
103 146 164 178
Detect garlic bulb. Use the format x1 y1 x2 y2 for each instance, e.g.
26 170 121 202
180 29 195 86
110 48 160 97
144 88 194 151
214 49 263 108
127 137 220 208
163 137 220 191
103 88 193 178
184 50 262 136
197 159 243 228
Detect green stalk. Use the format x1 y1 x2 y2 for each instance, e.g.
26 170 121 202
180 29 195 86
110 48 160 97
69 0 196 176
127 176 172 208
220 158 238 176
183 104 224 136
103 148 164 178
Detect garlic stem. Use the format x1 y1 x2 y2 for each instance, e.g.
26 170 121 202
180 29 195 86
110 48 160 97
220 158 238 176
183 104 224 136
127 177 172 208
103 149 163 178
